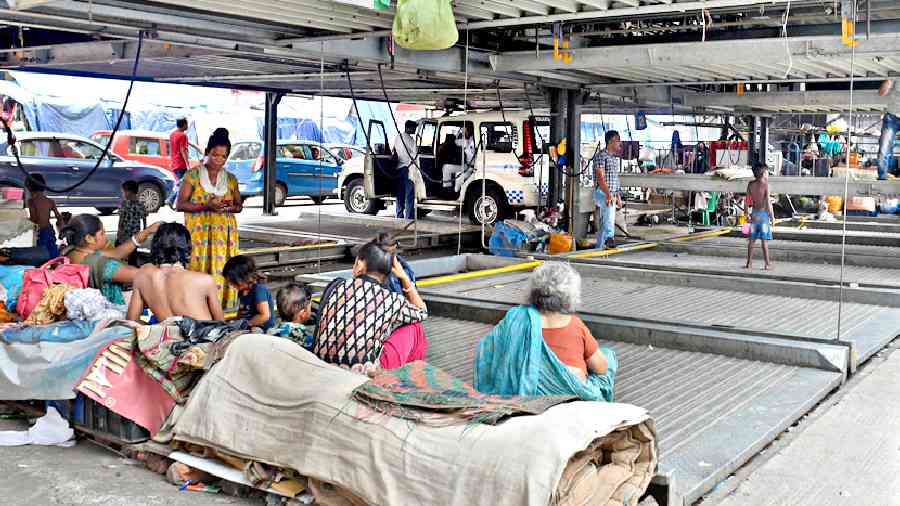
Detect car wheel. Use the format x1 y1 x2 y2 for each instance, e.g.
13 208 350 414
344 178 382 215
137 182 163 213
310 196 325 205
275 183 287 207
95 207 117 216
465 186 507 226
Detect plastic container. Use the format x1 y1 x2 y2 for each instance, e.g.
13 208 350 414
72 393 149 443
548 232 573 254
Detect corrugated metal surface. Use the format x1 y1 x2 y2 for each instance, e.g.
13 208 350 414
600 250 900 287
423 272 889 340
422 316 842 505
681 236 900 257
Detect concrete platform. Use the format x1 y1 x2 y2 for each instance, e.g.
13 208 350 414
658 236 900 269
422 316 844 506
585 249 900 290
241 211 483 249
419 269 900 369
715 344 900 506
731 226 900 247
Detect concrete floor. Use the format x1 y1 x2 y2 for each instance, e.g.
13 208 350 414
0 420 261 505
713 343 900 506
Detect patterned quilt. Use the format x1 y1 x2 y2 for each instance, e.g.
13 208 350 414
352 360 575 426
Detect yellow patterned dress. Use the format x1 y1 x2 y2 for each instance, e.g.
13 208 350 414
183 167 240 311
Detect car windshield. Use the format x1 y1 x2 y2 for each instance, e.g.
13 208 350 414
14 138 120 161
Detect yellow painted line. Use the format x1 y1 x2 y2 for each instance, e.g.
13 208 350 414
568 241 658 259
417 261 544 287
669 227 733 242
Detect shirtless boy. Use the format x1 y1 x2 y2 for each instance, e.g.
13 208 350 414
26 173 63 258
126 222 224 322
745 163 775 270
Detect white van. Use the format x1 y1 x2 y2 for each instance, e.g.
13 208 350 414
338 112 551 225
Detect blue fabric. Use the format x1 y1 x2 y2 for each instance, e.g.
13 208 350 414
878 112 900 180
239 283 276 331
0 265 28 311
387 255 416 295
395 166 415 219
489 221 528 257
749 210 773 241
36 225 59 259
474 305 617 402
1 320 97 344
594 189 616 248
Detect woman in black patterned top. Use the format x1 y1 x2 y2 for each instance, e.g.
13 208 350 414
116 180 147 266
314 240 427 375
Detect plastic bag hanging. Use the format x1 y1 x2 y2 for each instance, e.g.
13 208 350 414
374 0 390 10
392 0 459 51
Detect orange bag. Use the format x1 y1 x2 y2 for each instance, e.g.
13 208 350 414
825 196 843 213
548 233 573 255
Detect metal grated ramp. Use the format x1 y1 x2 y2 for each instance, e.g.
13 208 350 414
422 272 900 365
594 250 900 288
679 236 900 258
422 316 842 506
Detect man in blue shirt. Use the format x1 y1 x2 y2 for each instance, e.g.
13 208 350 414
593 130 623 250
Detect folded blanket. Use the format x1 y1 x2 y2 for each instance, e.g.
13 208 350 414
170 334 658 506
352 360 574 426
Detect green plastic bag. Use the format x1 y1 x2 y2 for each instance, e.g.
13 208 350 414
392 0 458 51
374 0 390 10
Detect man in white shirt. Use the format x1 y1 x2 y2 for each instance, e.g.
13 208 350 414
442 123 476 192
393 120 418 218
877 79 900 180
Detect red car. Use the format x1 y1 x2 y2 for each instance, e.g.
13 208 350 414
90 130 202 176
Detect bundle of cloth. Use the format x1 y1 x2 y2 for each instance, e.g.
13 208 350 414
76 316 250 435
166 334 657 506
0 320 134 400
709 166 754 180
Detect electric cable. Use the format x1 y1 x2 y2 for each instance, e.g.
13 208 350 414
0 30 144 194
836 8 858 343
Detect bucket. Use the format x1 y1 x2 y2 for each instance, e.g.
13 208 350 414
548 233 573 255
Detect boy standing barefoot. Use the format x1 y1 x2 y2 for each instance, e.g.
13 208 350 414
745 163 775 270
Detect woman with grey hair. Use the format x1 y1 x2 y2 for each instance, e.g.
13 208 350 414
475 262 617 402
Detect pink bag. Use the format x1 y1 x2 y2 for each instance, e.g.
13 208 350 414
17 257 89 319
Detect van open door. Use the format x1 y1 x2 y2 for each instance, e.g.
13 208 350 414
364 120 395 199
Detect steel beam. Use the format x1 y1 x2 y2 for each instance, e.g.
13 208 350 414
549 88 566 208
619 174 900 196
681 90 890 111
490 34 900 73
262 91 282 216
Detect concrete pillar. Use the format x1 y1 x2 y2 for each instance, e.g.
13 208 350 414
262 92 283 216
566 90 586 242
758 116 770 167
548 88 566 208
747 116 758 158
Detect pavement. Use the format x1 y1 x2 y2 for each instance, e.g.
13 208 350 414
712 341 900 506
0 418 262 505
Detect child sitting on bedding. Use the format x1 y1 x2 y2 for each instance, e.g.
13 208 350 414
223 255 275 332
271 282 315 348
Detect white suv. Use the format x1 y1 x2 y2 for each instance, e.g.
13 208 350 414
339 112 551 225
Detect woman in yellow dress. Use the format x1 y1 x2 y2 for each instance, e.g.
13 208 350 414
175 129 242 311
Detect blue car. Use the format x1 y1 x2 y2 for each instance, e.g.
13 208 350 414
227 140 341 206
0 132 176 214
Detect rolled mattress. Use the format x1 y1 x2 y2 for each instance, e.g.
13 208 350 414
168 334 658 506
